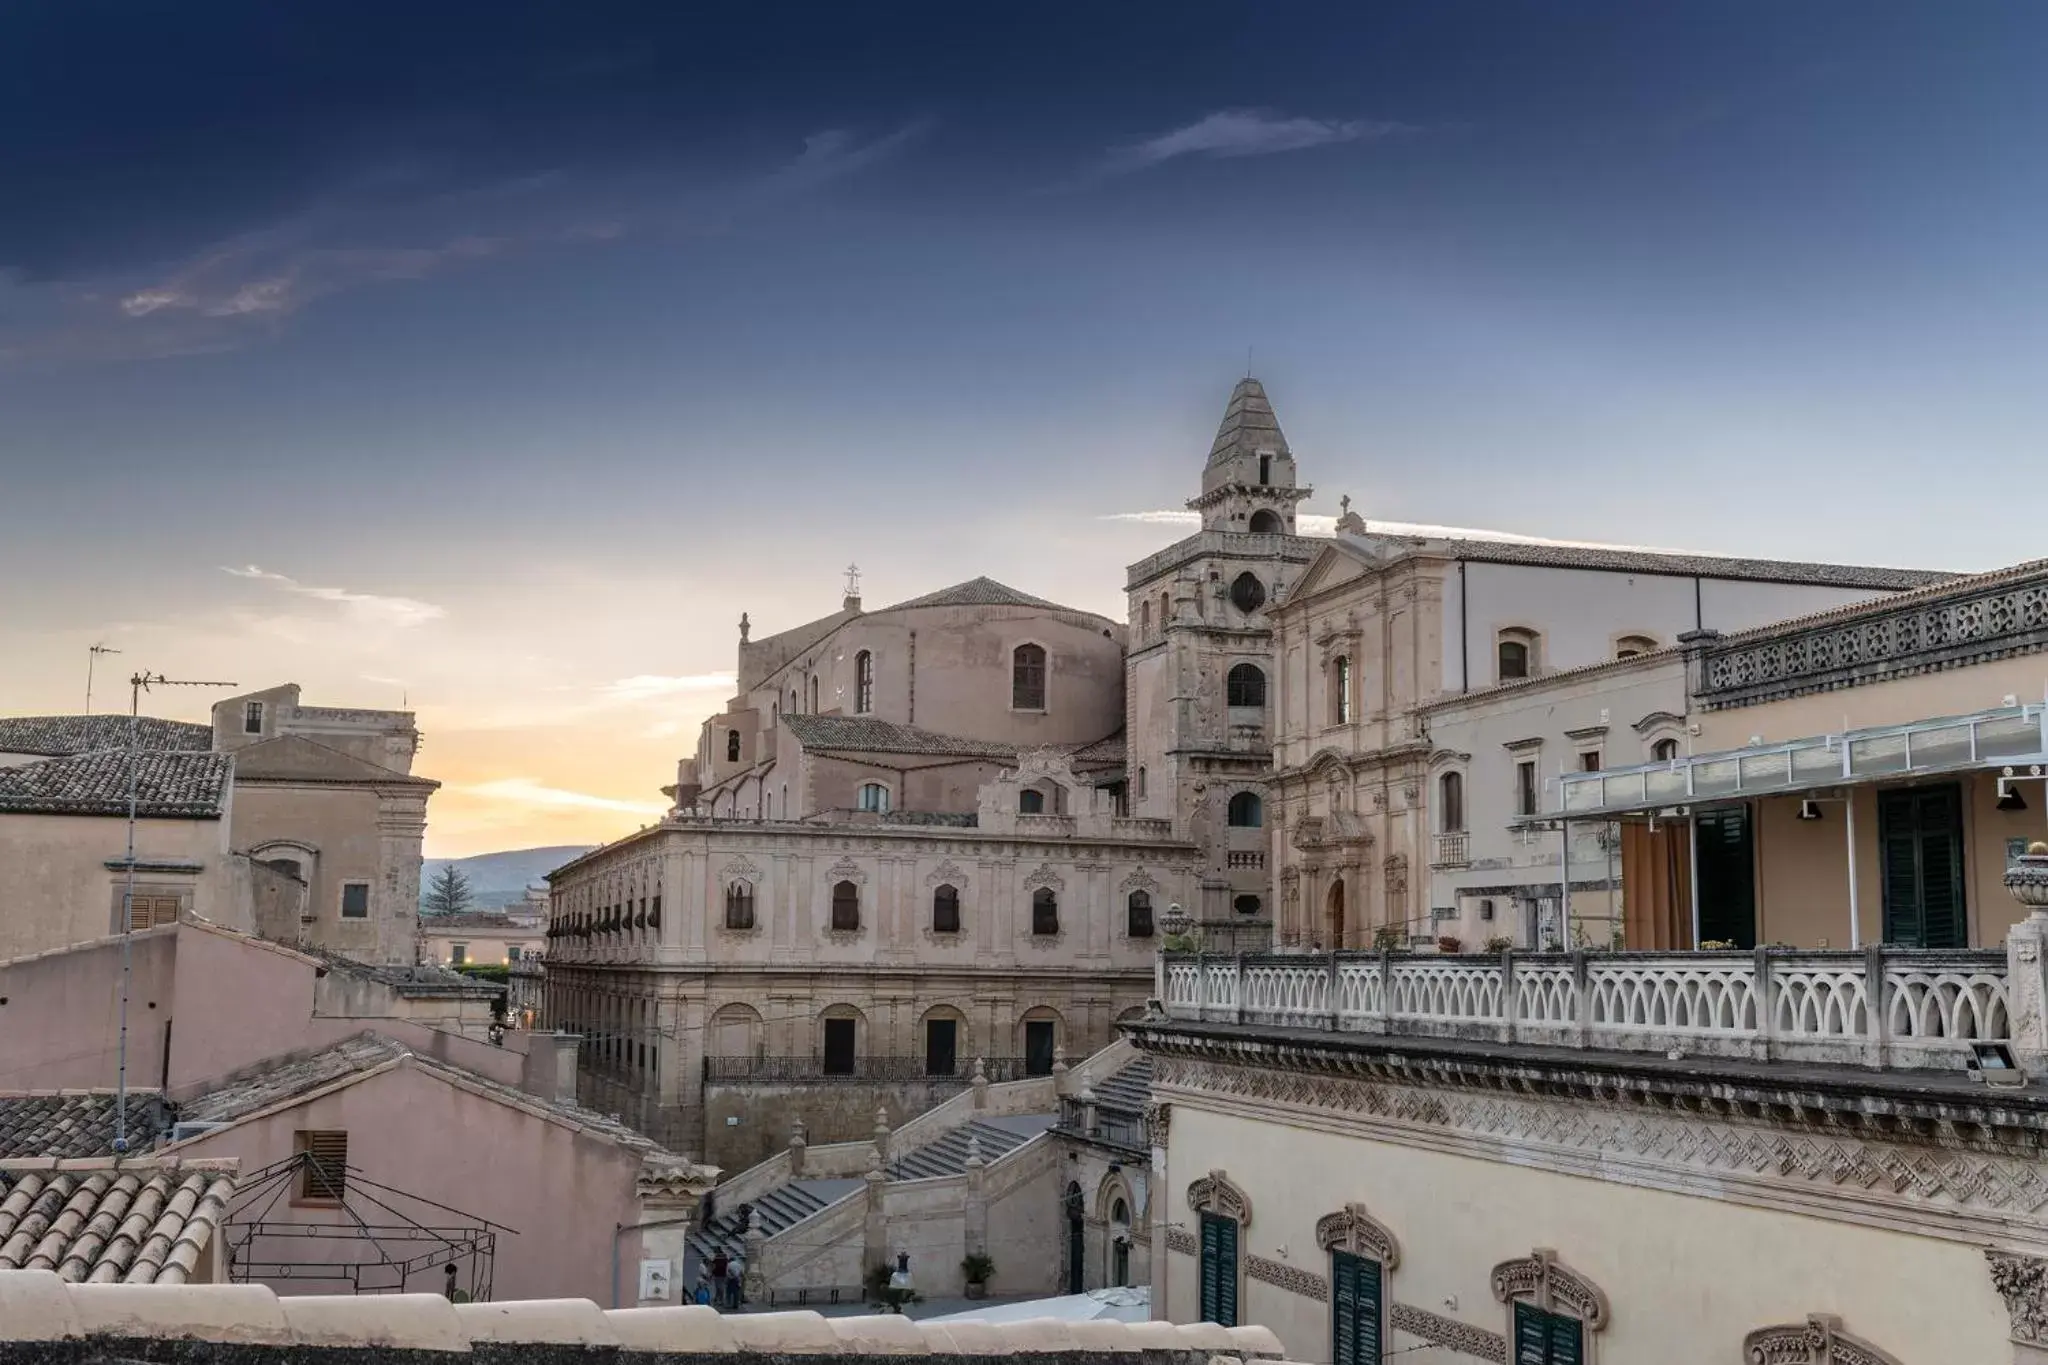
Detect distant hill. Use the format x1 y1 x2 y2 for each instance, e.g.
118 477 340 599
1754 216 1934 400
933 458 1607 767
421 845 595 909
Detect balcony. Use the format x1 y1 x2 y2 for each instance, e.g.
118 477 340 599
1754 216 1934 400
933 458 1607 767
703 1055 1035 1083
1056 1095 1148 1152
1226 851 1266 870
1158 949 2013 1070
1429 832 1470 869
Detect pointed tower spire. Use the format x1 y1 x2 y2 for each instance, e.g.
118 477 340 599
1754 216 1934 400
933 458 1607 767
1188 376 1312 533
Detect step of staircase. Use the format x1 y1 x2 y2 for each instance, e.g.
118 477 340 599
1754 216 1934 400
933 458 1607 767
1089 1056 1154 1112
687 1176 864 1263
884 1113 1057 1181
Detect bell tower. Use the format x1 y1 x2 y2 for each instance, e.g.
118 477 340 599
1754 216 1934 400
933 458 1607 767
1187 378 1314 534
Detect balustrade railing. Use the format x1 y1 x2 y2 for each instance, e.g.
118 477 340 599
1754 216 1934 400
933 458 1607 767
1056 1095 1148 1150
1430 832 1470 868
703 1055 1033 1083
1161 949 2012 1070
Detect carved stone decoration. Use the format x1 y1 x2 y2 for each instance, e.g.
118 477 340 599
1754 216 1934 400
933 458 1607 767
1164 1225 1198 1256
924 859 968 889
719 855 763 882
1247 1253 1326 1301
1491 1249 1607 1331
826 857 867 885
1023 863 1066 893
1383 852 1408 899
1315 1202 1402 1270
1186 1169 1253 1227
1988 1250 2048 1343
1742 1315 1903 1365
1389 1304 1507 1363
1142 1100 1171 1145
1120 867 1161 897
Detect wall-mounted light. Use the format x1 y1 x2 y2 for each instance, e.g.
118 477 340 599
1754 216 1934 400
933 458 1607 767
1998 778 2030 813
1796 799 1823 822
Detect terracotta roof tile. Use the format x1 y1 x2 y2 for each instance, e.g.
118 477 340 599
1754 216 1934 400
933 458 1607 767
0 716 212 758
0 1159 236 1283
781 713 1020 759
879 576 1074 612
1352 532 1954 592
0 749 232 818
0 1094 172 1159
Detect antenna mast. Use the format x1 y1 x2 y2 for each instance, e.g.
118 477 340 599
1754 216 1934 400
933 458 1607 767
86 644 122 714
116 670 237 1150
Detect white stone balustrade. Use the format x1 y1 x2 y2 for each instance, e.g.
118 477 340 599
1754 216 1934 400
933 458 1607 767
1161 948 2017 1070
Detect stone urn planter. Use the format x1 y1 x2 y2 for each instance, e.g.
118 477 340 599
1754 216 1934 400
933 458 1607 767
2008 841 2048 914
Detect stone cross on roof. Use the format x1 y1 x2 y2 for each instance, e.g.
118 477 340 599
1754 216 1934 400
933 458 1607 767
844 564 861 597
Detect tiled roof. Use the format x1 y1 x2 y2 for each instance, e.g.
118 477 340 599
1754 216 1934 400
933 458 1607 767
1066 730 1126 766
0 716 211 758
1353 532 1954 592
0 1094 171 1160
0 749 232 818
880 576 1077 613
0 1158 236 1283
781 712 1020 759
418 911 540 931
1208 377 1290 467
299 947 500 999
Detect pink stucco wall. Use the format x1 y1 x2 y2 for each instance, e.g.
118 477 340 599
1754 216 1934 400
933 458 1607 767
173 1061 647 1304
0 928 177 1089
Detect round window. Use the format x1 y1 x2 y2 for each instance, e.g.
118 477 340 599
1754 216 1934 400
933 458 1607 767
1230 572 1266 613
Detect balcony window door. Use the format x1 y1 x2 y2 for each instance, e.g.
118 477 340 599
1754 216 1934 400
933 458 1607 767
1695 805 1757 948
1880 784 1966 948
1331 1250 1384 1365
924 1018 958 1076
1024 1019 1056 1076
821 1017 856 1076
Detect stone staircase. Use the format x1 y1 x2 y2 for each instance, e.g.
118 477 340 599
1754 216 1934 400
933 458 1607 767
1091 1055 1153 1113
690 1177 863 1263
884 1113 1056 1180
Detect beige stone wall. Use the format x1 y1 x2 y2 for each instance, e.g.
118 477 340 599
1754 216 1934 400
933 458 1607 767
1694 654 2048 750
422 927 544 965
0 811 235 961
230 781 424 964
1164 1097 2011 1364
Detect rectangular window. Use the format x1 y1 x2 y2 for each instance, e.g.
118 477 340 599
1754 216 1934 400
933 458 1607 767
450 943 468 965
506 945 521 962
1331 1250 1383 1365
1024 1020 1056 1076
1511 1301 1584 1365
1198 1212 1239 1327
1578 751 1601 773
1012 644 1047 711
295 1130 348 1202
340 882 371 918
822 1017 857 1076
924 1018 958 1076
1515 761 1538 817
244 701 264 734
1697 804 1758 948
124 894 181 932
1880 784 1966 948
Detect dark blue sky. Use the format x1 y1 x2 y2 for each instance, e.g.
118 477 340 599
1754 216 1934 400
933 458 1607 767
4 2 2045 850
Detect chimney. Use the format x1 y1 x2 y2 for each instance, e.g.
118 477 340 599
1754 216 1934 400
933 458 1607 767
552 1031 582 1107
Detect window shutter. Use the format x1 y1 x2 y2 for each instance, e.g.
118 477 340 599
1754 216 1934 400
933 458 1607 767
1513 1302 1548 1365
1199 1212 1238 1326
1916 787 1965 948
1548 1313 1584 1365
1331 1251 1380 1365
299 1131 348 1200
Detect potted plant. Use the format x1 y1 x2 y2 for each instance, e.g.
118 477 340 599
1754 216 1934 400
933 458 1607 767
1435 934 1462 954
1373 923 1404 950
961 1252 996 1299
1485 935 1515 953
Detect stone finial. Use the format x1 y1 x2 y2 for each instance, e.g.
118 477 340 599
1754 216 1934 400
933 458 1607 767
964 1134 985 1169
788 1120 808 1176
1052 1046 1068 1075
738 612 750 643
971 1057 990 1110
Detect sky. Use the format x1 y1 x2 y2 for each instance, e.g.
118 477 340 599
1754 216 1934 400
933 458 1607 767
4 2 2046 857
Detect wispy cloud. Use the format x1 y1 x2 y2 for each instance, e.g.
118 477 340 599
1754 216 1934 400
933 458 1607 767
1103 109 1410 175
221 565 447 628
461 777 668 816
1100 511 1705 555
600 673 737 703
121 234 511 322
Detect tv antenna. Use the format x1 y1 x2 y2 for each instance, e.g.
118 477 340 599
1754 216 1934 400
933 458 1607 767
85 644 122 714
114 670 238 1150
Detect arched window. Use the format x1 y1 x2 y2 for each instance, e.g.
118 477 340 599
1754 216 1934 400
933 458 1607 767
1229 572 1266 613
1497 630 1538 681
1615 633 1658 659
1439 772 1465 833
789 688 798 716
1330 656 1352 725
830 880 860 932
1159 591 1171 629
1013 643 1047 710
1032 887 1060 936
1233 894 1262 916
854 650 874 713
1135 767 1147 799
807 675 820 712
1227 791 1263 827
1127 890 1154 938
932 884 961 933
857 782 890 813
1140 600 1151 636
1018 788 1046 815
1226 663 1266 708
1652 737 1681 762
724 882 756 930
1248 509 1282 534
724 729 741 763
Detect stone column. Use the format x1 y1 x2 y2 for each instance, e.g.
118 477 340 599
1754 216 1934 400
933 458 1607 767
2005 845 2048 1072
671 843 696 962
375 791 430 966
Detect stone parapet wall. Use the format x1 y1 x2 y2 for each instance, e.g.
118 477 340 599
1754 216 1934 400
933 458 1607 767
0 1271 1288 1363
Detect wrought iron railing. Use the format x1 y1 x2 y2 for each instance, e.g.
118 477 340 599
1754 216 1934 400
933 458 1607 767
1057 1096 1148 1151
702 1055 1034 1083
1159 949 2012 1069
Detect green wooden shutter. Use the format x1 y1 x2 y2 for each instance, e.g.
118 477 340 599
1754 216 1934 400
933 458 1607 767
1547 1312 1584 1365
1511 1303 1583 1365
1880 789 1924 945
1199 1213 1238 1326
1331 1251 1381 1365
1880 785 1968 948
